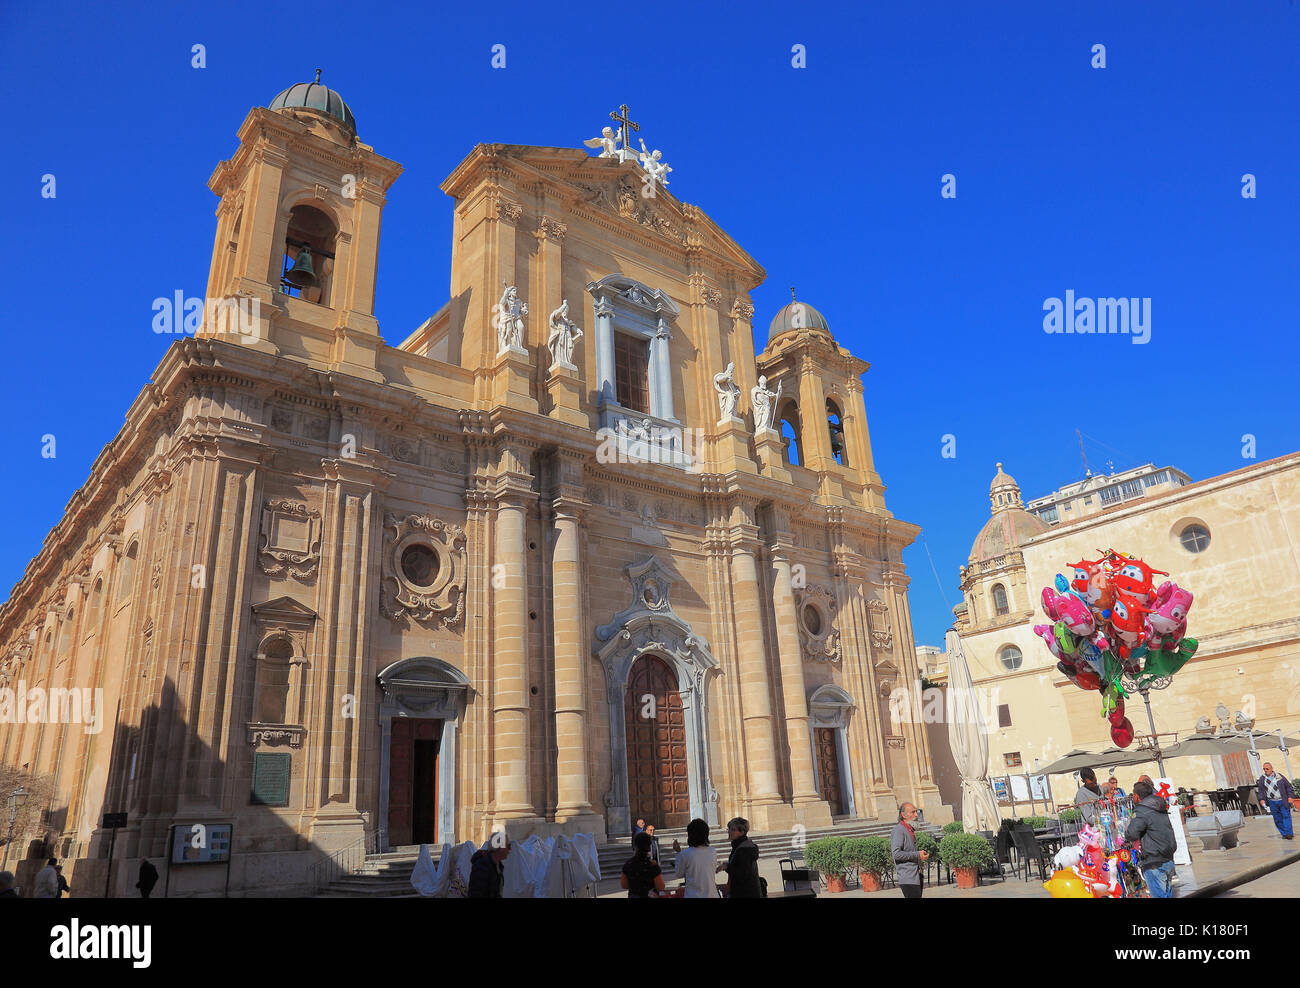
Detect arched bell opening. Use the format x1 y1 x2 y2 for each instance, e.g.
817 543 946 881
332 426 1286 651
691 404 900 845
281 203 337 306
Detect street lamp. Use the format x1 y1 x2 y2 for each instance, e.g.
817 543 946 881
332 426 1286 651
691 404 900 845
3 786 29 872
1121 671 1173 777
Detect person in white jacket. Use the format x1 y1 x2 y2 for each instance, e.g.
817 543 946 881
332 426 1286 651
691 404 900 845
671 819 719 898
33 857 59 899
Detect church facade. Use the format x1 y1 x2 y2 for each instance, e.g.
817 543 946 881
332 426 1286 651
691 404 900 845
0 80 944 895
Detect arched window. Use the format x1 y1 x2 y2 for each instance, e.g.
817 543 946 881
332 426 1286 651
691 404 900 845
117 541 139 604
255 638 294 724
826 398 847 466
778 400 803 466
87 578 104 637
281 203 338 306
992 584 1009 616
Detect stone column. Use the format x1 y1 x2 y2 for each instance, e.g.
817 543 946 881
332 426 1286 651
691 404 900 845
652 315 674 420
769 536 830 824
551 491 594 821
727 503 784 823
491 443 537 821
593 295 615 405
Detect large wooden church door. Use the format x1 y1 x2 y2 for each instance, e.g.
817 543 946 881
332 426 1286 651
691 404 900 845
388 718 442 846
625 655 690 829
815 727 845 816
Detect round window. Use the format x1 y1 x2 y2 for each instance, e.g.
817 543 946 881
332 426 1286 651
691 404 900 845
1179 524 1210 553
401 544 440 588
803 604 822 637
999 645 1023 671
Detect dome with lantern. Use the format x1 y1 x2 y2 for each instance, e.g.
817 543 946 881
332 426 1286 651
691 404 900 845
968 462 1049 564
269 70 356 136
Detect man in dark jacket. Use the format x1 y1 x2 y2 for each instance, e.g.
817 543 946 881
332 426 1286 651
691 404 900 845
1256 763 1295 840
1125 779 1177 898
891 803 929 899
721 817 762 898
136 859 159 899
467 837 511 898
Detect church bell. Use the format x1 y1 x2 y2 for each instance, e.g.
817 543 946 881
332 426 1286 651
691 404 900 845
829 422 845 458
285 245 317 289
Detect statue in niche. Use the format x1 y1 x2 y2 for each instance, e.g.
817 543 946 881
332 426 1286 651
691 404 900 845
751 375 783 433
713 361 741 422
547 299 584 371
496 283 528 352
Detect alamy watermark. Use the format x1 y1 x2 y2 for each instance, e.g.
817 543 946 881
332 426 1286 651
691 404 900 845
152 292 262 342
0 681 103 734
1043 290 1151 345
595 419 705 472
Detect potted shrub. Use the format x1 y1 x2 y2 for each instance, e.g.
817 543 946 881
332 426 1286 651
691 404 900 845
939 832 994 889
916 831 940 877
1059 808 1082 826
943 821 965 836
804 837 852 894
847 836 892 892
1291 779 1300 811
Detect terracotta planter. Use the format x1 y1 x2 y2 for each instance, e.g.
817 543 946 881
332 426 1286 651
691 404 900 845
1289 798 1300 812
954 866 979 889
858 870 882 892
826 874 847 894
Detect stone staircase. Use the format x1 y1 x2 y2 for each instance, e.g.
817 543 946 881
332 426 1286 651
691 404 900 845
315 817 947 898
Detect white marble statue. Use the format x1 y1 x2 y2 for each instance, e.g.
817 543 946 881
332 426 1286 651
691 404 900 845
584 126 620 159
751 375 783 433
713 361 741 422
496 283 528 352
638 139 672 186
547 299 584 370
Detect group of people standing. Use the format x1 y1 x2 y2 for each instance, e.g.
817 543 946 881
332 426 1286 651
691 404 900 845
620 816 762 898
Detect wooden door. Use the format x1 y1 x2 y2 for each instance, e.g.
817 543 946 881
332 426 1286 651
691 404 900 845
625 655 690 829
816 727 845 816
388 718 441 846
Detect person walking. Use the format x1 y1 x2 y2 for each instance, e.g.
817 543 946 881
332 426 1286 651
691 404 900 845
54 864 70 898
33 857 59 898
891 803 929 899
1125 779 1178 898
137 859 159 899
467 837 511 898
643 824 662 864
671 819 719 899
1256 762 1295 841
0 871 19 898
620 831 665 898
1074 768 1107 825
719 817 762 898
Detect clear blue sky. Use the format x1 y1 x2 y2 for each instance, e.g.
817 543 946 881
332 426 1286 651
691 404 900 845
1 1 1297 646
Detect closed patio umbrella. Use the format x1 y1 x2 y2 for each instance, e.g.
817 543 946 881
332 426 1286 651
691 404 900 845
945 630 1001 833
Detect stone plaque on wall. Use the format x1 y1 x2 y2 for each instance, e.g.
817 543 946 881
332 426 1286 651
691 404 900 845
250 752 291 806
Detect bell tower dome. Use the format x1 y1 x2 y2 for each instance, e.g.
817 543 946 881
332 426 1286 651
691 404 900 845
201 70 402 380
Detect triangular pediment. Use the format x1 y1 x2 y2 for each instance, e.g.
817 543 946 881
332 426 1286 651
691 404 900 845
251 596 317 624
441 143 765 282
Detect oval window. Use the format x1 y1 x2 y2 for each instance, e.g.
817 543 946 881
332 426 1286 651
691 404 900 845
401 544 440 588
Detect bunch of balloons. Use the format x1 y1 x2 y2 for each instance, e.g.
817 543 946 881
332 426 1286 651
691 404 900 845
1033 548 1198 748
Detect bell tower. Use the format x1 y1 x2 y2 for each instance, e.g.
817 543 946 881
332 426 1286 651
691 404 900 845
202 70 403 380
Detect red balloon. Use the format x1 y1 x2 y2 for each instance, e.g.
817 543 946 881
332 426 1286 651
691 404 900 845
1110 717 1135 748
1075 669 1102 691
1108 701 1126 726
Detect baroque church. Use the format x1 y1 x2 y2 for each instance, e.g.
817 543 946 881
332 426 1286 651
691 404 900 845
0 77 945 895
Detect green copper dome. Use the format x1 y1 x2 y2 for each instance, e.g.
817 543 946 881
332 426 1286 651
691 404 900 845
269 71 356 134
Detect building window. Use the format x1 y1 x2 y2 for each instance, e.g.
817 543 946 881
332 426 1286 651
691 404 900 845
255 638 294 724
998 704 1012 728
1143 471 1161 488
401 544 440 589
1083 496 1093 506
999 645 1023 671
1179 524 1211 553
57 607 76 655
1004 751 1023 769
117 540 139 604
1037 506 1058 524
778 401 803 466
614 332 650 413
280 204 337 306
992 584 1009 616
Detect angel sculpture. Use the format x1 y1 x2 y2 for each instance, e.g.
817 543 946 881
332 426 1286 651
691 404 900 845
584 126 620 159
638 139 672 186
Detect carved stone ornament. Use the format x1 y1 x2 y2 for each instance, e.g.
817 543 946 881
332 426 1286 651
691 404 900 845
380 513 468 629
247 723 307 749
259 498 323 581
868 598 894 650
795 585 841 663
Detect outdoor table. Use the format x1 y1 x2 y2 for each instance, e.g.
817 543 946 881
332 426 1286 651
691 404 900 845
1036 833 1068 858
